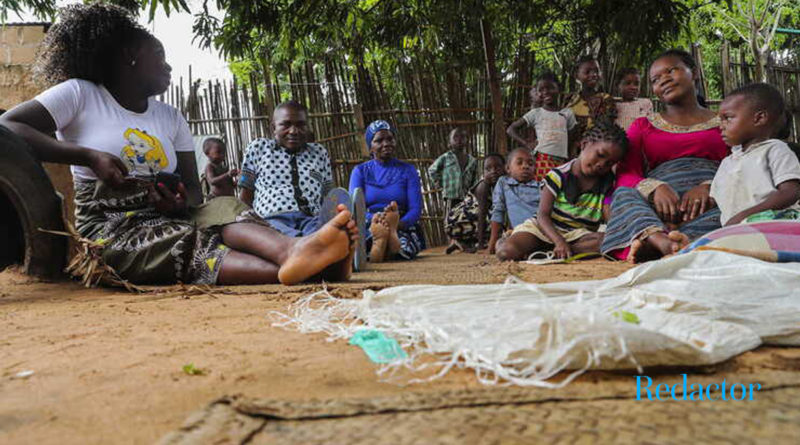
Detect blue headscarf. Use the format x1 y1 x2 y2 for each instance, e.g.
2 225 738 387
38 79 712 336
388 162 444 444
365 120 394 148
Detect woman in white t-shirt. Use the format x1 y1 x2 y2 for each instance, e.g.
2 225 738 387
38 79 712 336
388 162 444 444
0 4 356 285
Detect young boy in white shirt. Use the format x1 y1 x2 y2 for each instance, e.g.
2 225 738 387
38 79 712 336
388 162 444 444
711 83 800 225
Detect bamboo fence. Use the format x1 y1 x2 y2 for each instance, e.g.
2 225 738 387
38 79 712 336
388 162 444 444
721 42 800 142
160 44 799 247
162 62 496 246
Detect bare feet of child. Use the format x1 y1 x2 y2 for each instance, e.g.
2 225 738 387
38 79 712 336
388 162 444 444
369 212 390 263
383 201 401 255
278 205 357 285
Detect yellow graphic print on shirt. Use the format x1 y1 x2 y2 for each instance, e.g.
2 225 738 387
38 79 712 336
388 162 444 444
120 128 168 175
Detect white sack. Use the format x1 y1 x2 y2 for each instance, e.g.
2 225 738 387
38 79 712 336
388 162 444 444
272 251 800 387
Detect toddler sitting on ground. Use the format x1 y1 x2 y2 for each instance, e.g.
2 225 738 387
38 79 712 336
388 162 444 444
711 83 800 225
497 120 628 261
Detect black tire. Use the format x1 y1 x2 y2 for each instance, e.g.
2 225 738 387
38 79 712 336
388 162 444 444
0 124 67 278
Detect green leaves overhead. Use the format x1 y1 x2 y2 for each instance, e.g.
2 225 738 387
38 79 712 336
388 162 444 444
181 0 713 84
0 0 56 22
0 0 188 22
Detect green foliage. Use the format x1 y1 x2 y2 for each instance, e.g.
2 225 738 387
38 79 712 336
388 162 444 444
0 0 188 22
15 0 798 103
676 0 800 96
0 0 56 21
182 0 702 102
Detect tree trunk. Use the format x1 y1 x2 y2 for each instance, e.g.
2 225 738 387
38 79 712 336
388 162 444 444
258 52 275 117
480 19 507 155
750 25 767 82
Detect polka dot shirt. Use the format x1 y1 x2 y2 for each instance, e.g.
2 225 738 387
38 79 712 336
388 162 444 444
238 138 333 218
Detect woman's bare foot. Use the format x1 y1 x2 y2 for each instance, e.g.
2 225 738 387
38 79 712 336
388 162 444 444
383 201 401 255
278 205 357 285
667 231 690 254
369 213 389 263
627 231 687 264
627 238 650 263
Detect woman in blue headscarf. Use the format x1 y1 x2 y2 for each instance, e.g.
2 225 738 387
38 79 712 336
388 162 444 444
349 120 425 261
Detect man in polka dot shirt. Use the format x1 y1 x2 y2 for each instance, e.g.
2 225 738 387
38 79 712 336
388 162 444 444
239 101 335 236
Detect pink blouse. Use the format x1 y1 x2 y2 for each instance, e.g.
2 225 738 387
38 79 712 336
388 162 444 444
616 115 729 189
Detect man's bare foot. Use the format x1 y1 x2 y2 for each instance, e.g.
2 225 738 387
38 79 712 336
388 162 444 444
321 242 356 282
384 201 401 255
278 205 357 285
369 213 389 263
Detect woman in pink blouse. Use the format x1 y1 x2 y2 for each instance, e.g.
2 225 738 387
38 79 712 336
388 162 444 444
601 50 729 262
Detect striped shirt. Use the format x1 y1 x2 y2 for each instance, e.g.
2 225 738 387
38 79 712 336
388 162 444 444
543 160 613 233
428 150 479 200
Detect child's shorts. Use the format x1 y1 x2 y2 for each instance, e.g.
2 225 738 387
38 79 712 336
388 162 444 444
512 217 598 244
534 152 567 181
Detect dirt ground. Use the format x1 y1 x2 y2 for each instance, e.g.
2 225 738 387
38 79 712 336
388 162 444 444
2 249 799 444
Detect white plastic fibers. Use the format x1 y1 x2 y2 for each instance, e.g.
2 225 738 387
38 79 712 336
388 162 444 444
271 251 800 387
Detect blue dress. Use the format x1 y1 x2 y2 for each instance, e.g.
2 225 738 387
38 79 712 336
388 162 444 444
349 158 426 259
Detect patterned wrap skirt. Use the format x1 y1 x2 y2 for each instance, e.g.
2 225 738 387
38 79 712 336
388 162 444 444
444 192 488 246
600 157 722 257
534 152 567 182
74 179 258 284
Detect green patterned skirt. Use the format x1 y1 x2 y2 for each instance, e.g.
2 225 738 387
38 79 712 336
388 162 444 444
74 179 253 285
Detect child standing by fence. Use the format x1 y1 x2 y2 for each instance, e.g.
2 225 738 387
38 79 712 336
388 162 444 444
507 72 577 181
615 68 653 131
428 128 480 213
497 120 628 261
565 56 617 159
202 137 238 199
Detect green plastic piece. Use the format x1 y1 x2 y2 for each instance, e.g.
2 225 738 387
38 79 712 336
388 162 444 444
349 329 407 363
612 310 641 325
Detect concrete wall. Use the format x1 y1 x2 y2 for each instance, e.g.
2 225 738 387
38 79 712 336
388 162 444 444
1 23 75 236
0 24 47 111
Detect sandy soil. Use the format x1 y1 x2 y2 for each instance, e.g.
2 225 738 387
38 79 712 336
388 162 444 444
1 249 794 444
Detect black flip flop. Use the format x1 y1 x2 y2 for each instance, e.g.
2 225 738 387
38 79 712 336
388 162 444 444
352 187 367 272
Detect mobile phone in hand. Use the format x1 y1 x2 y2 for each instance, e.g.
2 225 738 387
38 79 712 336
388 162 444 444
155 171 182 194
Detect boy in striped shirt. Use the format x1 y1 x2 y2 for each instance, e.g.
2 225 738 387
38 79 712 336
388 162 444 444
497 120 628 261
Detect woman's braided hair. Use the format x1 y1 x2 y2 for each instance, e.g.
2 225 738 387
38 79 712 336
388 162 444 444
581 118 629 155
34 3 153 85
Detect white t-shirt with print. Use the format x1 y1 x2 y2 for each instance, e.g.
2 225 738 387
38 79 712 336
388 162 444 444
521 107 577 159
710 139 800 225
35 79 194 181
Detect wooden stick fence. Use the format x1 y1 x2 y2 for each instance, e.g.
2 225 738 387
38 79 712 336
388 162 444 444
160 44 799 248
161 67 497 247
